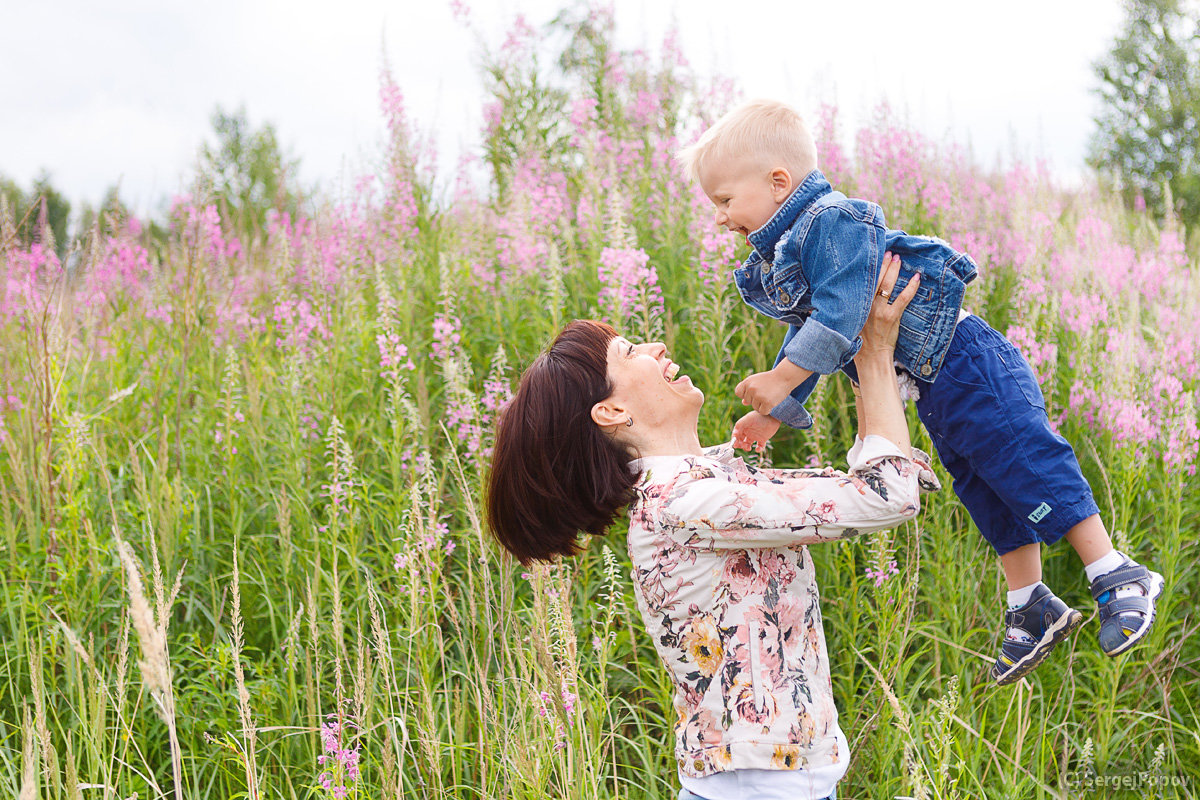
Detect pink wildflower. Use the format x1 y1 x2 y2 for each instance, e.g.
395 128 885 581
865 560 899 588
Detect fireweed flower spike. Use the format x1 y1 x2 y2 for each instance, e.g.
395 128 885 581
315 712 361 798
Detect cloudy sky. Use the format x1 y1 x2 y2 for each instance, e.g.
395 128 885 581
1 1 1126 216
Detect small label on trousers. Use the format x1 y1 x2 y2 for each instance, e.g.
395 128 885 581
1028 502 1052 523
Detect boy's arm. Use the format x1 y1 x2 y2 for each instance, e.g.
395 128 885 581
734 354 812 417
782 206 882 373
735 207 882 414
732 324 811 446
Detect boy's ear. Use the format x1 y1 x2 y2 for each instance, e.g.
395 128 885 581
590 399 627 429
769 168 793 201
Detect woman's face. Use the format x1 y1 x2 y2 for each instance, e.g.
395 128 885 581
602 334 704 425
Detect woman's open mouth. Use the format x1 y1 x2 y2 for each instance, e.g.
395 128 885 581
664 362 689 384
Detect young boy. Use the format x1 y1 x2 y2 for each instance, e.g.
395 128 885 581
677 99 1164 684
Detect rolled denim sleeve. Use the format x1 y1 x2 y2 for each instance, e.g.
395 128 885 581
766 327 819 429
783 318 857 373
781 206 881 374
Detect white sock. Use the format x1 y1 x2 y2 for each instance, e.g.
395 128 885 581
1085 550 1148 613
1005 582 1046 642
1007 581 1044 610
1084 549 1126 583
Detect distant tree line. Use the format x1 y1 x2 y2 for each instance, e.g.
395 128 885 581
1 106 302 260
1 173 86 258
194 106 303 240
1090 0 1200 233
4 3 1199 258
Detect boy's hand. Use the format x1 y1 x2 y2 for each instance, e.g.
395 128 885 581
735 359 806 416
732 410 782 452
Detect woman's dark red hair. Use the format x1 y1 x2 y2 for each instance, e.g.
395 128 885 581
486 320 638 564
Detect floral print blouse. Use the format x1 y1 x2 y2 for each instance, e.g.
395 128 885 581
626 436 937 779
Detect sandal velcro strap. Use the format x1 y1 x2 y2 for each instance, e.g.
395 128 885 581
1001 639 1035 660
1090 562 1149 599
1099 596 1152 617
1011 599 1060 631
1092 564 1163 657
1006 609 1033 632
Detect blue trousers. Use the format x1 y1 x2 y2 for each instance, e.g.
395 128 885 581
914 315 1099 556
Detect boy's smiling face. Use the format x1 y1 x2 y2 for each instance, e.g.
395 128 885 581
697 156 795 238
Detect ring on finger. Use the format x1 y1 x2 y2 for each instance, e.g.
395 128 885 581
878 286 892 299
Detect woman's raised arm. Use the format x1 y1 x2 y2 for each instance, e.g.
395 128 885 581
853 252 920 455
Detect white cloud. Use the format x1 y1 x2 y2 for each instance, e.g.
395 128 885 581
0 0 1127 212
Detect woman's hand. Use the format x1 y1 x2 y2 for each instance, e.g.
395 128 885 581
857 252 920 361
732 409 782 452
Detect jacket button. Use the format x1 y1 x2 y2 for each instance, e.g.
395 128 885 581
920 363 932 376
780 292 790 304
693 759 706 772
761 262 770 274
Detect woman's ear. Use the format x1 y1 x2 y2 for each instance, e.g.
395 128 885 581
590 399 627 429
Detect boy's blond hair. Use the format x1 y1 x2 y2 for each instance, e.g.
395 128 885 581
677 99 818 183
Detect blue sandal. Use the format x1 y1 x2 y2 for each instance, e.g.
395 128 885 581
1090 560 1164 656
992 584 1083 685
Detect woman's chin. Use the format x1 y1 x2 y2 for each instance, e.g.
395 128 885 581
671 373 701 394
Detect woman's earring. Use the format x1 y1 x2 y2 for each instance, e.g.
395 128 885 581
625 417 634 427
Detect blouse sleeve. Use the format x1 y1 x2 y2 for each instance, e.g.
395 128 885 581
660 435 924 550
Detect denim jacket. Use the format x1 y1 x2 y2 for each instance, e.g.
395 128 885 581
734 170 978 428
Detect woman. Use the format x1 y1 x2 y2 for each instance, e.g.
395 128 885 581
487 254 935 800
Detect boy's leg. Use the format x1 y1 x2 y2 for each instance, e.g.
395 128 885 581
999 542 1042 590
915 413 1081 685
920 315 1163 658
1066 514 1164 655
1063 514 1114 564
1020 479 1163 648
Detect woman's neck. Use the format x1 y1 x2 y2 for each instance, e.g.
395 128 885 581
631 426 705 458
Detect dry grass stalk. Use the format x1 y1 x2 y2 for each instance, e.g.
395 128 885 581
367 584 393 694
283 602 305 670
20 706 37 800
28 636 55 788
50 612 110 737
64 734 81 800
527 562 579 733
52 615 93 668
354 621 371 727
331 561 346 698
305 577 321 735
275 487 293 568
148 527 185 629
230 551 261 800
367 583 409 795
46 613 141 797
117 539 170 695
115 616 130 724
116 534 183 799
852 644 914 737
380 728 398 799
